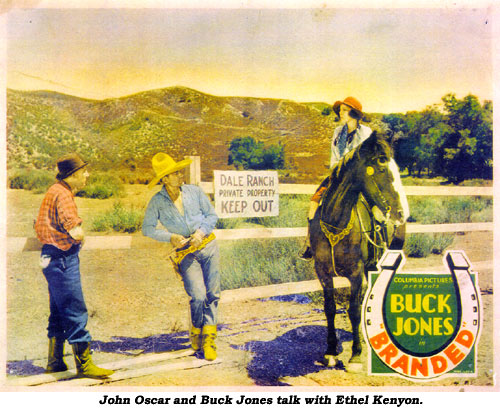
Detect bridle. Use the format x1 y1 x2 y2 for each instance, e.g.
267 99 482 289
319 153 394 274
361 150 393 220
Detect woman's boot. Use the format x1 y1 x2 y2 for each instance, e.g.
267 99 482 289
299 200 319 260
299 220 313 260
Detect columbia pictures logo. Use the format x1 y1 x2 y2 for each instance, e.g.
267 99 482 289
363 251 481 380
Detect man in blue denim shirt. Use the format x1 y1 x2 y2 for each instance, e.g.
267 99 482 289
142 153 220 361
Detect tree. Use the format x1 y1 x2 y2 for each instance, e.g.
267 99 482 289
409 108 448 176
374 94 492 182
440 94 493 182
383 108 446 176
228 136 257 169
382 113 414 174
415 122 451 176
228 136 285 170
321 107 332 116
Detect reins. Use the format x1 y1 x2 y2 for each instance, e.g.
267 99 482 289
356 201 388 251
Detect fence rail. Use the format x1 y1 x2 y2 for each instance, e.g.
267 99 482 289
7 222 494 253
200 181 493 196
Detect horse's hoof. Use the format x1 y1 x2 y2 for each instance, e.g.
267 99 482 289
319 354 337 367
346 362 363 373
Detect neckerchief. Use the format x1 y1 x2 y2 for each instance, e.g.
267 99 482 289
336 124 348 157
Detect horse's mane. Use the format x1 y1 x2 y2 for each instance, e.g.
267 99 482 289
328 131 391 187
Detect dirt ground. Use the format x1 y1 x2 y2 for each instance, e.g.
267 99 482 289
3 232 494 390
3 189 496 389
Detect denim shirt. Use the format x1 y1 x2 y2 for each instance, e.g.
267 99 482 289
142 184 218 243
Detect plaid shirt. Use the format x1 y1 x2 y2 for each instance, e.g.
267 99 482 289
35 181 83 251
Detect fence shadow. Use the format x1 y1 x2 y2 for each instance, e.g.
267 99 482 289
91 331 192 355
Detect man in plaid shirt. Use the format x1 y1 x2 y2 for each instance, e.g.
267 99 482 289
35 153 113 379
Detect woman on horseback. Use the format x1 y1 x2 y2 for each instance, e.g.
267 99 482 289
300 96 372 260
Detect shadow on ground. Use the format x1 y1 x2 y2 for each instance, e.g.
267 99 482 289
231 325 353 386
91 331 192 355
6 330 199 376
6 360 46 377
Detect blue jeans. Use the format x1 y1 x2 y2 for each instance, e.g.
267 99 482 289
179 240 220 328
41 244 91 344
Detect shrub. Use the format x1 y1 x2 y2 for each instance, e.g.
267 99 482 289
246 195 309 228
77 173 124 199
216 195 493 230
430 234 456 254
446 197 492 223
219 238 316 291
9 169 54 193
407 196 492 224
404 233 454 258
228 136 285 170
216 217 246 230
90 202 143 233
114 168 154 185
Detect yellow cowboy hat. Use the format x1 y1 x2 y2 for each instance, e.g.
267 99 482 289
147 152 192 189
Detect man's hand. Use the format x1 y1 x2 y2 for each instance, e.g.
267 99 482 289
171 234 189 248
190 230 205 248
69 225 85 241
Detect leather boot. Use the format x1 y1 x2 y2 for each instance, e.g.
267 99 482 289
72 342 114 379
201 325 217 361
46 337 68 373
190 326 202 351
299 220 313 260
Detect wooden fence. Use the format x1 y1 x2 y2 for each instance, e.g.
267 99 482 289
6 155 493 253
5 156 494 300
189 154 493 232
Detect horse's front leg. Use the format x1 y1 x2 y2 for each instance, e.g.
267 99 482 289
323 275 338 365
346 261 366 372
315 262 338 367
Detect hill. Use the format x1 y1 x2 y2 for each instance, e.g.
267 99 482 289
6 87 371 183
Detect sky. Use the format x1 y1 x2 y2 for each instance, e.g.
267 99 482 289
2 1 496 113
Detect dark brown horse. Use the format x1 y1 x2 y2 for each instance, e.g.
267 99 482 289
310 131 406 371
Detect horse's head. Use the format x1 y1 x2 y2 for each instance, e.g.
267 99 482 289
355 131 406 225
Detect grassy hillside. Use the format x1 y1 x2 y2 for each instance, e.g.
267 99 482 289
7 87 351 183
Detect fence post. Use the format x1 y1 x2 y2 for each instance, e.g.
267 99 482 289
186 156 201 185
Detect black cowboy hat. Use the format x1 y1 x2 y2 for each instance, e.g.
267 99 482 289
56 153 88 180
